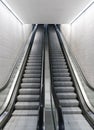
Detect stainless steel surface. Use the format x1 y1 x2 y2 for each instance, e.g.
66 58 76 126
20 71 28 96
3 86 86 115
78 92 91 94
45 25 55 130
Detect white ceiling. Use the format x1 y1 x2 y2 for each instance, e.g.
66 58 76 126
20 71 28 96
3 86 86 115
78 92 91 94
5 0 92 24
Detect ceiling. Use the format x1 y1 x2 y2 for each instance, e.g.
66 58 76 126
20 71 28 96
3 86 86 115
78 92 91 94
5 0 92 24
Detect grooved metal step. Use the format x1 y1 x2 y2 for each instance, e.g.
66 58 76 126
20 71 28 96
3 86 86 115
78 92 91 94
57 93 77 99
22 78 40 83
60 99 79 107
25 68 41 71
26 63 42 66
23 74 41 78
52 68 69 73
15 102 39 110
12 110 38 116
27 60 41 63
51 56 64 58
53 81 73 86
62 107 82 114
51 62 67 65
53 73 70 77
21 83 40 88
53 77 71 81
25 66 41 70
52 65 67 69
25 69 41 74
28 57 42 61
28 57 42 60
29 54 42 57
17 95 40 102
50 53 62 55
55 87 75 92
51 59 65 62
50 57 65 59
50 51 62 53
19 88 40 95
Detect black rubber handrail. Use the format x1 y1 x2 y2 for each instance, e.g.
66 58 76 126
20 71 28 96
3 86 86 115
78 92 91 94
37 26 45 130
48 25 65 130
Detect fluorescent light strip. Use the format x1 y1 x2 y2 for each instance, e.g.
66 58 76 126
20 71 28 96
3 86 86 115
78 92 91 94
70 1 94 24
1 0 24 24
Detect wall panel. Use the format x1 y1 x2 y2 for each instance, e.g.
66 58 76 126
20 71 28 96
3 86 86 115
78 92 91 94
0 1 32 88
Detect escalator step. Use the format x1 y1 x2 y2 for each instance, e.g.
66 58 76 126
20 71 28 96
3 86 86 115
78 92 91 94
52 69 69 73
29 54 42 57
3 116 38 130
51 59 65 62
17 95 40 102
57 93 77 99
19 88 40 95
50 51 63 56
21 83 40 88
52 65 67 69
27 60 41 63
51 62 66 65
28 57 41 60
25 66 41 70
22 78 40 83
50 50 62 52
53 81 73 86
53 73 70 77
25 69 41 74
55 87 75 92
23 74 41 78
51 55 64 58
53 77 71 81
15 102 39 110
25 68 41 71
12 110 38 116
60 99 79 107
50 57 65 59
28 57 42 60
62 107 82 114
27 63 41 66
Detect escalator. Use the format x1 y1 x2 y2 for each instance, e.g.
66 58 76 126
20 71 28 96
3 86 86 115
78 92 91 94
1 25 44 130
48 25 93 130
0 24 94 130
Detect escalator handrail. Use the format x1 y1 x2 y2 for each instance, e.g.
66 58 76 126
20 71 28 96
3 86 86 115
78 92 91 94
0 25 38 118
48 26 65 130
37 27 45 130
54 25 94 113
0 26 36 92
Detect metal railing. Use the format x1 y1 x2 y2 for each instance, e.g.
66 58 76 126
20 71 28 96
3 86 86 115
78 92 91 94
37 26 45 130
